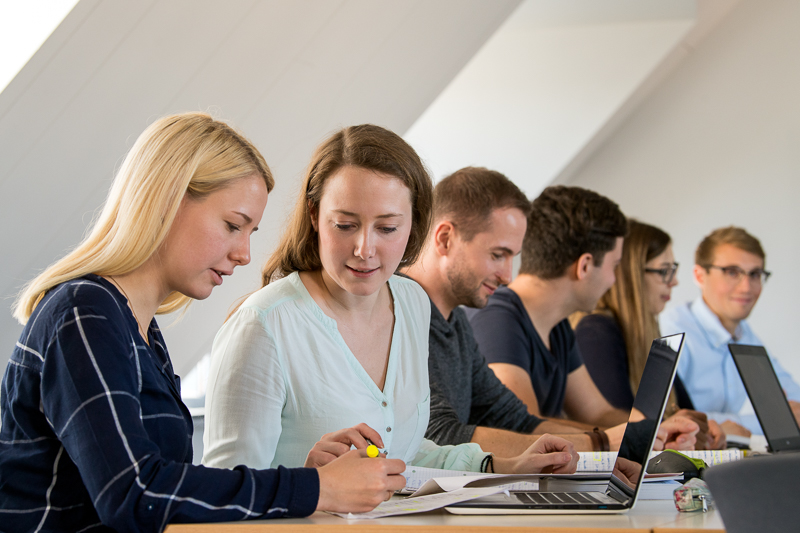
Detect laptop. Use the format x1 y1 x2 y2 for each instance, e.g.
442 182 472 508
447 332 685 514
728 343 800 453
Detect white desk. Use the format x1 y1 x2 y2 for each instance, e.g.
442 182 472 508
165 500 725 532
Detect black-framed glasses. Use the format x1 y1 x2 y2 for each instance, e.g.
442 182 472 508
645 262 679 284
704 265 771 285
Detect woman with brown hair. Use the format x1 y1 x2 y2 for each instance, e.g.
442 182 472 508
574 220 727 449
203 124 577 477
0 113 409 532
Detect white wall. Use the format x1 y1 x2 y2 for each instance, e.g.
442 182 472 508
563 0 800 378
405 0 695 191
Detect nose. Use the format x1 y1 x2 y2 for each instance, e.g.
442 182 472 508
499 258 514 286
354 228 375 259
230 234 251 266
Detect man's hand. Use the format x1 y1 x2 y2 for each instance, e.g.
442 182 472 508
654 416 699 451
720 420 751 438
316 450 407 513
493 434 578 474
705 420 727 450
305 423 385 468
671 409 710 449
789 400 800 426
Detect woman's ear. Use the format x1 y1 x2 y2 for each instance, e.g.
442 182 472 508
308 200 319 232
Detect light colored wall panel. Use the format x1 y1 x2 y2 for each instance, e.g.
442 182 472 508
564 0 800 378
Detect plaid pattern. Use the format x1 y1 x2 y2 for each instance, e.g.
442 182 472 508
0 275 318 532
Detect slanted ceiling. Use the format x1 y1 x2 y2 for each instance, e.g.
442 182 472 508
0 0 520 375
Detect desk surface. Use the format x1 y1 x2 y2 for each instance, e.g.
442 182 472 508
165 500 725 533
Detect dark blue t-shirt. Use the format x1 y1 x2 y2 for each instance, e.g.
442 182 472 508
466 287 583 417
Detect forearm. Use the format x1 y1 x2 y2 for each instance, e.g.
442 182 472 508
582 408 630 429
471 426 593 455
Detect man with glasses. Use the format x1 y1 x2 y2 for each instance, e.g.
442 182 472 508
661 226 800 434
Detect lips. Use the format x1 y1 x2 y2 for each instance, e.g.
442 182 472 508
483 283 497 295
347 265 379 277
211 269 231 285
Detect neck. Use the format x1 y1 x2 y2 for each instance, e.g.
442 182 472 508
403 247 454 319
105 261 169 340
508 273 576 339
315 268 386 317
704 297 740 337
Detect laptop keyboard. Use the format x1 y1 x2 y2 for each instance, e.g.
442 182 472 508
516 491 605 505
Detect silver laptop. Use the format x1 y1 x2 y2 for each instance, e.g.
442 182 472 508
729 343 800 453
447 332 685 514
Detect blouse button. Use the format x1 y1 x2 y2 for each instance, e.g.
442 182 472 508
147 504 154 511
381 401 388 407
386 426 392 432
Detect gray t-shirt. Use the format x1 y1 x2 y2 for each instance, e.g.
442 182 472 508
425 299 543 446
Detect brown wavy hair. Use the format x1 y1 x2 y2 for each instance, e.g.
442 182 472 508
260 124 432 287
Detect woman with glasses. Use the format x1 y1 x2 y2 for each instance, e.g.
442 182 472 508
573 220 727 449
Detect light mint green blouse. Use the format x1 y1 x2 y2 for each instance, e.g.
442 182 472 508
203 272 486 472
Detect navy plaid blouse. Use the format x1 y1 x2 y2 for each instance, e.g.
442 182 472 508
0 275 318 532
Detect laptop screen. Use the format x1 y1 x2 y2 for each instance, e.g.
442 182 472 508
729 344 800 451
609 333 684 500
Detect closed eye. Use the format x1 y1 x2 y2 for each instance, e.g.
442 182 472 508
380 227 398 234
226 222 241 232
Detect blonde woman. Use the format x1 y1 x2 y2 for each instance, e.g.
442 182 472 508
0 113 405 533
203 124 578 476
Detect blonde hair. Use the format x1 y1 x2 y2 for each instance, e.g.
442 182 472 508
13 112 273 324
259 124 432 286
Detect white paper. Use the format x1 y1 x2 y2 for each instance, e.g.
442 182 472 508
402 466 539 497
330 487 505 519
576 449 743 472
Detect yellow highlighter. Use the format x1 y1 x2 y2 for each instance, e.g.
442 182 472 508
366 444 380 458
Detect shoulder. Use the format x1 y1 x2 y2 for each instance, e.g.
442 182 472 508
389 274 431 319
239 273 304 314
576 313 621 337
469 287 525 326
30 275 127 330
659 302 698 334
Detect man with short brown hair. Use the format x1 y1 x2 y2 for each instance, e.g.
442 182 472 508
661 226 800 434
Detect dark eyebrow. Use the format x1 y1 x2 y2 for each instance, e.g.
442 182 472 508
333 209 405 219
493 247 515 256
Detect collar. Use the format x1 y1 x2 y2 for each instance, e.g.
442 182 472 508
690 296 747 348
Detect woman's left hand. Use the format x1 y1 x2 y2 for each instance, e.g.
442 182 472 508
493 434 578 474
304 423 385 468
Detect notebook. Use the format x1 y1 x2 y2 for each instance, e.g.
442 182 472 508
728 343 800 453
446 332 685 514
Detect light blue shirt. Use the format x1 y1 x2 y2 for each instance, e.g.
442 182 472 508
203 272 486 472
660 296 800 434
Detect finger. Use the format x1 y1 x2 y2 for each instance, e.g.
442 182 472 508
353 422 384 448
382 458 407 475
315 441 352 458
527 451 575 473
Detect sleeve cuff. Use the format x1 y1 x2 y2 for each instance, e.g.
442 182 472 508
285 467 320 517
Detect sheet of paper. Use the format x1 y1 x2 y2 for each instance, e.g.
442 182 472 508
402 467 539 497
330 487 505 519
402 466 481 493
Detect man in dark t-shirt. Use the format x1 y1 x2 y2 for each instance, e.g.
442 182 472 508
468 186 630 428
